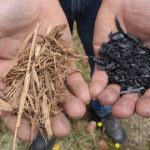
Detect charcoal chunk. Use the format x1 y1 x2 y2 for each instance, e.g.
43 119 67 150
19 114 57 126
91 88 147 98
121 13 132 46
93 17 150 95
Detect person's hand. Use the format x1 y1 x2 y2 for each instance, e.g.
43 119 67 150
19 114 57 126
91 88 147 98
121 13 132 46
0 0 90 141
90 0 150 118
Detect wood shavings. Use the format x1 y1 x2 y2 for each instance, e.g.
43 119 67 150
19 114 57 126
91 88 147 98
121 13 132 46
0 24 84 149
42 93 52 138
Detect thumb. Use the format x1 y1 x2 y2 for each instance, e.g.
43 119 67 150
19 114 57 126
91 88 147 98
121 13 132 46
90 0 122 99
93 0 119 56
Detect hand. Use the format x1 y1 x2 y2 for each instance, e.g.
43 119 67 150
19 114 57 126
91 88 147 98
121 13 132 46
0 0 90 141
90 0 150 118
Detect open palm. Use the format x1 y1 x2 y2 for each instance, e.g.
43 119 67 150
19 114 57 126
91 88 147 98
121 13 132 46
0 0 90 141
91 0 150 118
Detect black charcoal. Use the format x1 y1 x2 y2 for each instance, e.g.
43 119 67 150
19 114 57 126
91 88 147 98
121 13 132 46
94 17 150 95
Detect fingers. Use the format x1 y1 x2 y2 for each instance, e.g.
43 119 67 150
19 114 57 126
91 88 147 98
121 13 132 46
52 72 88 137
51 113 71 137
1 111 72 139
1 112 38 142
112 93 139 118
66 72 90 104
136 89 150 117
98 84 121 105
90 65 108 99
63 94 86 119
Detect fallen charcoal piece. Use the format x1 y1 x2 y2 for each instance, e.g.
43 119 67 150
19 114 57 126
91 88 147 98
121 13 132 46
94 17 150 95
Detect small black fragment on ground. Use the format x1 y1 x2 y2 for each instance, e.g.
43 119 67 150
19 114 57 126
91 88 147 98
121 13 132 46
94 17 150 95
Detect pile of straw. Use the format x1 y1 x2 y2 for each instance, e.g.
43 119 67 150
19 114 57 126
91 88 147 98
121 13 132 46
0 24 79 149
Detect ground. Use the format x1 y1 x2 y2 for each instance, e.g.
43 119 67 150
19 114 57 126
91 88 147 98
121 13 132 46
1 24 150 150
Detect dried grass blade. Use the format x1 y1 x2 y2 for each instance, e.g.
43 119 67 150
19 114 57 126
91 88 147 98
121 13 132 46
13 73 30 150
32 63 40 90
11 80 23 108
44 71 52 100
0 99 13 111
35 45 41 58
30 75 39 112
27 94 37 113
42 93 52 138
13 23 39 150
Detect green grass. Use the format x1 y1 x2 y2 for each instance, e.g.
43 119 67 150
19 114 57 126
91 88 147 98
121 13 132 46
59 118 124 150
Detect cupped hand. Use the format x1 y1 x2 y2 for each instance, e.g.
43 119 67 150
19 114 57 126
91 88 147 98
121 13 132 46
0 0 90 141
90 0 150 119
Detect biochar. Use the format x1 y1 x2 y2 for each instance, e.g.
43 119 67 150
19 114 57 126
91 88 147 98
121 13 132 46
94 17 150 94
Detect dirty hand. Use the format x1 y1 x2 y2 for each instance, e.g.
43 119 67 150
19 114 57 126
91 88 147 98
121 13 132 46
90 0 150 118
0 0 90 141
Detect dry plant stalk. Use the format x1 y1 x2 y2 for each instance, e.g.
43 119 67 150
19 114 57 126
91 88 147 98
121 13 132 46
0 24 79 149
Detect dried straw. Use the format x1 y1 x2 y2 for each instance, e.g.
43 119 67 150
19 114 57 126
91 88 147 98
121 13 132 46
0 24 80 149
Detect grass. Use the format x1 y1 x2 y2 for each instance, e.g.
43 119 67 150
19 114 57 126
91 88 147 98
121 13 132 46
1 23 150 150
59 118 124 150
122 115 150 150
